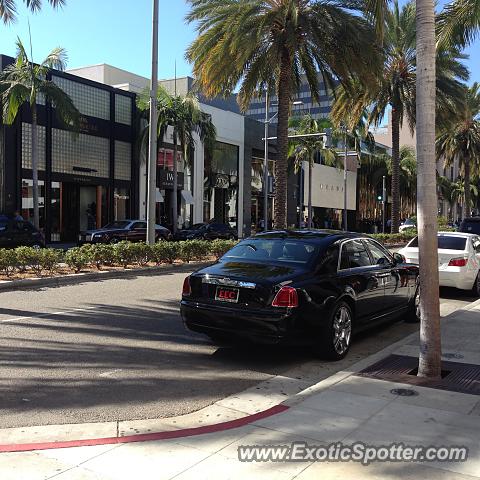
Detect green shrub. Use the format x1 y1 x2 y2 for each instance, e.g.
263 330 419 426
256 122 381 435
210 239 237 259
113 241 136 268
39 249 64 274
128 242 152 266
89 244 116 270
0 249 17 276
179 240 210 263
65 247 92 273
14 246 42 275
151 241 180 264
371 231 417 245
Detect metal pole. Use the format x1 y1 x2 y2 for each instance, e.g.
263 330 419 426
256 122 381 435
382 175 386 233
263 90 269 232
343 127 348 231
146 0 159 245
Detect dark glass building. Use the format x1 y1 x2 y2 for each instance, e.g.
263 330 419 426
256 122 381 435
0 55 137 243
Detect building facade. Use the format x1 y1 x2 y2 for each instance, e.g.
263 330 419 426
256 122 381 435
0 55 137 243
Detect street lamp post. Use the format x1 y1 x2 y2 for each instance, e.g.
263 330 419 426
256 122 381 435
263 91 269 232
146 0 159 245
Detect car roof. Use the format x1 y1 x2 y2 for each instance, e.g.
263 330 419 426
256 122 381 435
252 229 369 244
438 231 477 237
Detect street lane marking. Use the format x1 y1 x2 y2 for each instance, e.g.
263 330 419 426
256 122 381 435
0 306 97 324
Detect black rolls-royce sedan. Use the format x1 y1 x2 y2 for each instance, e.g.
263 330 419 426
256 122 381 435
181 230 420 360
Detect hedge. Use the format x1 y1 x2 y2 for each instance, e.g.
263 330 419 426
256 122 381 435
0 239 238 278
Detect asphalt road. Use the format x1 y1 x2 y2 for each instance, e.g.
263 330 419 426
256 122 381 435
0 271 475 428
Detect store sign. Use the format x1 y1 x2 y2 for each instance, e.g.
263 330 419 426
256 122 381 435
213 174 230 189
159 170 184 190
79 116 99 134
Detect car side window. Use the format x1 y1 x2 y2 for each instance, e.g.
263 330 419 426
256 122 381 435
364 240 393 266
13 221 33 232
131 222 146 230
317 245 339 274
340 240 372 269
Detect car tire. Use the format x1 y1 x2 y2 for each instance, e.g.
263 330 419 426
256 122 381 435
109 237 120 244
405 286 421 323
31 243 43 249
472 272 480 297
207 333 232 345
228 234 235 240
317 300 353 360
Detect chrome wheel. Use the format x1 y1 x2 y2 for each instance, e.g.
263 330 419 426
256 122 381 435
333 306 352 355
414 287 421 320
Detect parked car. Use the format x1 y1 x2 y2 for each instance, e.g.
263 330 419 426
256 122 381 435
0 217 45 248
79 220 172 244
459 217 480 235
399 231 480 295
399 218 416 233
174 222 238 241
181 230 419 359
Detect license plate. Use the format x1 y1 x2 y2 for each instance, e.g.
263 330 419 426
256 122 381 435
215 286 239 303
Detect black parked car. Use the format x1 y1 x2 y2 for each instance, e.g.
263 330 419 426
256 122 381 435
79 220 172 244
460 217 480 235
0 216 45 248
181 230 419 359
174 222 238 241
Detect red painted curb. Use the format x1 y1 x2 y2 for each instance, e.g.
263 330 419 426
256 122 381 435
0 404 289 453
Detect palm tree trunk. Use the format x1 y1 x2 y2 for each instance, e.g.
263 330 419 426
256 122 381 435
464 155 471 218
391 107 400 233
416 0 442 379
172 130 178 235
31 104 40 230
274 52 292 229
308 158 313 228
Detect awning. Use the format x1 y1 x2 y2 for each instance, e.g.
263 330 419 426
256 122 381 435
181 190 195 204
155 189 164 203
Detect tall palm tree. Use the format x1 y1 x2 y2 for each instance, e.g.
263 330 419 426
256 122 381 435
0 38 79 229
333 0 468 234
138 86 216 234
288 115 336 228
436 83 480 219
0 0 65 23
185 0 380 229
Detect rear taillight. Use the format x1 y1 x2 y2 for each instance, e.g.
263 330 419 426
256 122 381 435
272 286 298 308
448 257 468 267
182 276 192 296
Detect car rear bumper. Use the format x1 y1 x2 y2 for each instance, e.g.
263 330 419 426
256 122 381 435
180 301 310 345
439 269 476 290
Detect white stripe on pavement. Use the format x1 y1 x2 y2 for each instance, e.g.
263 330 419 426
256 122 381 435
0 306 97 324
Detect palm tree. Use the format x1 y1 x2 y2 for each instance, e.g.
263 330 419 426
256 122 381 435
288 115 336 228
0 0 65 23
0 38 79 229
185 0 380 229
437 0 480 49
436 83 480 219
333 0 468 234
138 86 216 234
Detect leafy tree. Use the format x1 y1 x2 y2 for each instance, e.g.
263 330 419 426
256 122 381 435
0 38 80 229
138 86 216 233
436 83 480 219
437 0 480 49
186 0 380 229
0 0 65 23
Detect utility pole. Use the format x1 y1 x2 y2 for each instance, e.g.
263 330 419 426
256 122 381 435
146 0 159 245
382 175 386 233
263 90 269 232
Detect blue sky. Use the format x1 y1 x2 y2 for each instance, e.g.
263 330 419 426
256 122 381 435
0 0 478 84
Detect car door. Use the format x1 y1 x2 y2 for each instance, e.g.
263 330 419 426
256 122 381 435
364 239 411 312
127 221 147 242
0 220 14 248
337 239 385 325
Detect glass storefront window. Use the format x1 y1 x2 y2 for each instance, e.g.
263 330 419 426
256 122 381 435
115 94 132 126
21 179 45 229
114 188 130 221
22 123 46 170
50 182 61 241
204 142 239 228
115 141 132 181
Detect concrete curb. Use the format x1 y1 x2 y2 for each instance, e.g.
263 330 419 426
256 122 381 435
1 296 478 453
0 261 211 292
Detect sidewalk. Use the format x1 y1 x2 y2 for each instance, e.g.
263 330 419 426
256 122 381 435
1 302 479 480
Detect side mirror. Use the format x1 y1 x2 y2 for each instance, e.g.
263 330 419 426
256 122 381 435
393 252 406 264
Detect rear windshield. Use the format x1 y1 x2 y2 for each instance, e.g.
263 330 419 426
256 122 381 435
104 221 130 229
221 238 321 265
409 236 467 250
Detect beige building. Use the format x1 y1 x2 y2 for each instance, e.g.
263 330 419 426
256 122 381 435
372 110 416 150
